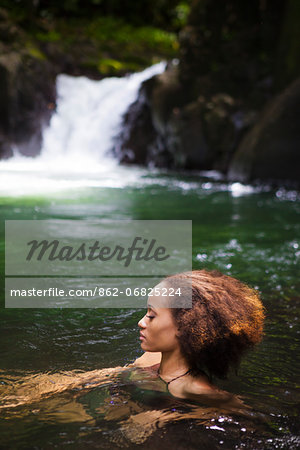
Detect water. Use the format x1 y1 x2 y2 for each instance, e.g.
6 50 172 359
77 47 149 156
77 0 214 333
0 65 299 449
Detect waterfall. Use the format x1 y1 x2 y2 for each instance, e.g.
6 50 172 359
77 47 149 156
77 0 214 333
0 63 165 195
40 62 165 166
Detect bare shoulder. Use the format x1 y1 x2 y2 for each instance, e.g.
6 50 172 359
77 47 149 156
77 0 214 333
132 352 161 368
184 375 216 396
183 375 243 407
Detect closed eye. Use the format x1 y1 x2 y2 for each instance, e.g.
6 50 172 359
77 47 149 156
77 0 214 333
146 306 156 320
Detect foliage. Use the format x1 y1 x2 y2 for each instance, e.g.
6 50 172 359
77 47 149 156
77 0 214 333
31 15 178 74
3 0 191 30
1 0 190 75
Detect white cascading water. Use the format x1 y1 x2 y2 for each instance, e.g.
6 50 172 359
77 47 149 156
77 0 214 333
0 62 166 196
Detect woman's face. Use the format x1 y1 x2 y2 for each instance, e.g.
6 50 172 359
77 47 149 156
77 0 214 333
138 304 179 353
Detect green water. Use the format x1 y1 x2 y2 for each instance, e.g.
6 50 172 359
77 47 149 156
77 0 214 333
0 173 299 449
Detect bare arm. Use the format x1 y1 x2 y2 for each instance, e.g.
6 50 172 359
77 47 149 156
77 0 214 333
0 366 127 409
1 352 161 410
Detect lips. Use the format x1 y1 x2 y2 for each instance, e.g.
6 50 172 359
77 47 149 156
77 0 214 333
139 332 146 340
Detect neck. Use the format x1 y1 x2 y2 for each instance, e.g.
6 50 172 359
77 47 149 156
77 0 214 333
159 348 189 378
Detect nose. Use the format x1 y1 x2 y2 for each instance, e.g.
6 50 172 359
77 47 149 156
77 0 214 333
138 315 146 329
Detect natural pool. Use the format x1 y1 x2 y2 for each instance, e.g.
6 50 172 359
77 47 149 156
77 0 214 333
0 168 299 449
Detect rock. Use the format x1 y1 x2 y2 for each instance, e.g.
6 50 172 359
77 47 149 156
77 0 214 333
118 0 297 180
164 99 209 168
118 66 256 171
200 94 235 172
0 8 22 44
117 66 187 168
116 89 158 166
228 78 300 185
119 69 211 168
146 67 210 168
0 50 56 158
118 66 211 169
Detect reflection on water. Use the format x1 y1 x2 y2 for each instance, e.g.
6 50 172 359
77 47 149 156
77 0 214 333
0 366 288 449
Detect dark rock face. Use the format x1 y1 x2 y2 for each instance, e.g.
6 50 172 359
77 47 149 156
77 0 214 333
0 51 56 159
0 8 56 159
117 0 281 172
116 89 158 166
0 6 105 161
118 0 299 185
118 65 256 171
228 78 300 185
118 66 211 169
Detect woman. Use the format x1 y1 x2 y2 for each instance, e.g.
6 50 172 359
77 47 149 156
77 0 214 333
134 269 265 404
1 269 264 409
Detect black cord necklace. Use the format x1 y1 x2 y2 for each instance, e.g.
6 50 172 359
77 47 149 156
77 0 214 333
157 367 191 386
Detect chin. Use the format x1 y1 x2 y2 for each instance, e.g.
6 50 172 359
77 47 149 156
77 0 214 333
141 342 154 352
141 343 159 353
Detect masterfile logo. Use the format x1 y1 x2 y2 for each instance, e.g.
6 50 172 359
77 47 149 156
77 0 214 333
5 220 192 308
25 237 170 267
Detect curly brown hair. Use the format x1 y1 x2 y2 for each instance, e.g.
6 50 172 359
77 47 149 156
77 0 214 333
165 270 265 379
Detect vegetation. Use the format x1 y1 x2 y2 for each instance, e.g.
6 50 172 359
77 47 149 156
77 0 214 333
3 0 189 29
1 0 191 76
